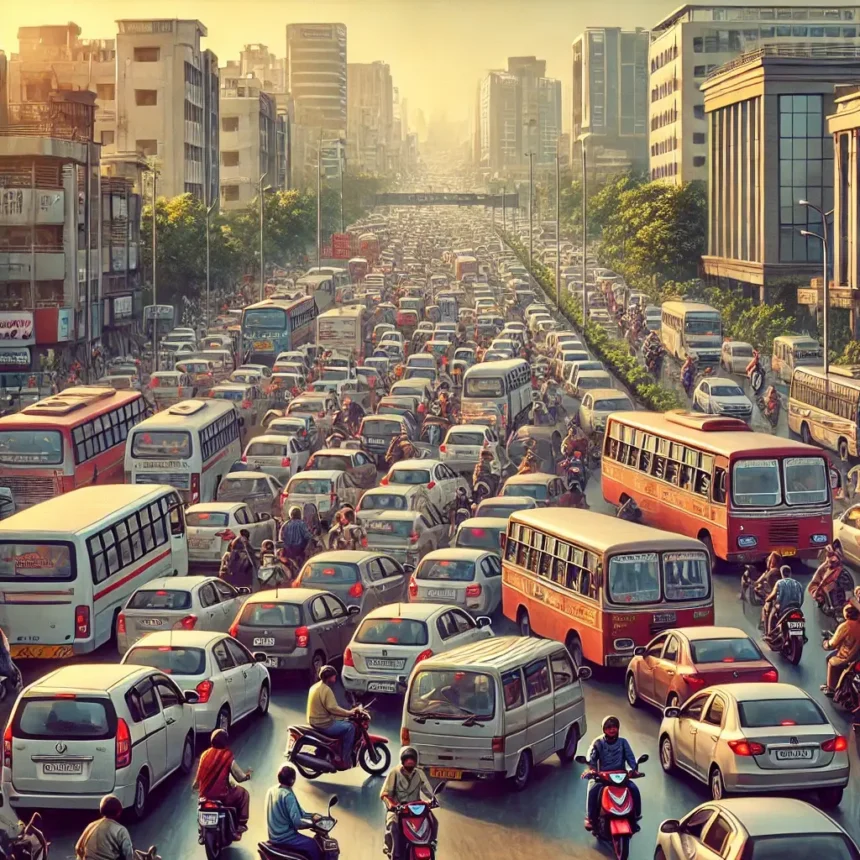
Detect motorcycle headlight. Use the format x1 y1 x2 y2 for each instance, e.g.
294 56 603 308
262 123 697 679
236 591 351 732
737 535 758 548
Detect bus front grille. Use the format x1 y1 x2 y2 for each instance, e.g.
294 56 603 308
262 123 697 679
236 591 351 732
134 472 191 489
0 477 57 509
768 521 800 545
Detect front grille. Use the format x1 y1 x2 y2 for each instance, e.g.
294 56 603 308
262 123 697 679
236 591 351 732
769 520 799 544
134 472 190 489
0 476 56 509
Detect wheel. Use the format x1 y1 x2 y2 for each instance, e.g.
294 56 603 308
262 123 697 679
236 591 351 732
203 829 222 860
709 766 727 800
819 787 844 808
784 636 803 666
293 755 323 780
518 609 532 638
257 682 270 715
659 736 676 774
839 439 849 462
612 834 631 860
179 732 195 775
358 740 391 776
127 771 149 822
801 422 812 445
215 705 231 734
701 534 718 574
557 724 579 763
511 750 532 791
626 673 640 708
565 634 583 669
309 650 326 685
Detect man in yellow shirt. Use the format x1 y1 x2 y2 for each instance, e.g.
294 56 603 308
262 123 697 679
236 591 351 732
307 665 358 767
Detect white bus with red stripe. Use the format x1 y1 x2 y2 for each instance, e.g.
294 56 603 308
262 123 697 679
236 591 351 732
0 485 188 659
124 399 242 505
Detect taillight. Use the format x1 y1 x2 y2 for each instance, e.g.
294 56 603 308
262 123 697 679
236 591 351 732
117 613 126 635
241 399 252 409
682 673 706 690
195 679 214 704
229 622 238 638
822 735 848 752
74 605 90 639
344 647 355 667
408 574 418 598
116 718 132 769
414 648 434 664
409 531 419 544
241 454 248 463
727 739 765 756
348 581 364 598
330 492 337 508
491 736 505 753
295 626 309 648
761 669 779 682
281 457 292 468
173 614 198 630
788 611 804 621
401 727 410 744
439 444 447 453
191 473 200 504
3 725 11 768
465 583 482 598
426 481 436 489
380 477 389 485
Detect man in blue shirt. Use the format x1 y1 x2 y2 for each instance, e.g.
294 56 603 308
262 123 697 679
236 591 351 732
764 565 804 635
279 506 314 566
265 765 321 860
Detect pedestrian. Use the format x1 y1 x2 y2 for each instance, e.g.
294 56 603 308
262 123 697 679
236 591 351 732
226 529 256 590
75 795 135 860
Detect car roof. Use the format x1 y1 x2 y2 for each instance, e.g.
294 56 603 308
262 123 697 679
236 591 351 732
290 469 341 480
30 663 152 692
245 588 321 604
703 377 742 386
677 626 752 641
458 517 508 528
421 548 488 562
708 797 843 836
311 550 381 563
446 424 487 434
363 602 450 621
221 471 272 481
478 495 536 507
587 389 629 399
390 458 441 469
714 682 809 702
418 635 560 671
362 510 420 520
504 472 557 485
313 448 357 458
187 502 245 513
247 435 291 446
125 629 228 648
362 484 424 496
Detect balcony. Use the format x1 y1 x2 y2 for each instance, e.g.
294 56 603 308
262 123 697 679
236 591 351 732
0 249 66 281
1 99 95 141
0 189 65 225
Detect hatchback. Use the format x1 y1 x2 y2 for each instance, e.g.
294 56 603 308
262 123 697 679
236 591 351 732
474 496 538 519
573 369 613 398
241 434 310 483
408 548 503 615
356 485 435 517
122 630 270 734
361 508 449 567
452 517 508 555
342 602 493 697
282 470 365 525
578 389 633 435
382 458 468 514
216 471 283 520
501 472 566 507
117 576 250 654
439 424 504 475
185 502 277 564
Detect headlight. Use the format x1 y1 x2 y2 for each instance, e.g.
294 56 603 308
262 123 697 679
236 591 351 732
811 534 828 545
737 535 758 548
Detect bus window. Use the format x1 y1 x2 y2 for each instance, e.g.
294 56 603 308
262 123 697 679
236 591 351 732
608 553 660 604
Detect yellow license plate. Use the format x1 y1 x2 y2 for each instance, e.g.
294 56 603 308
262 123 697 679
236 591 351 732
772 546 797 557
253 340 273 350
11 644 74 659
429 767 462 780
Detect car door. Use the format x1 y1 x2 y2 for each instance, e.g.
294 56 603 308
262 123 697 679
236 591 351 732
694 693 726 777
836 507 860 567
131 678 168 784
549 649 579 748
480 554 503 612
697 382 710 412
153 674 189 774
674 693 711 777
432 464 454 512
308 595 341 660
197 581 223 631
652 633 681 705
580 395 593 432
290 436 310 473
662 806 719 860
351 451 377 489
448 608 483 646
523 657 555 763
224 638 256 718
636 633 668 703
376 555 407 603
321 593 356 653
212 579 243 632
212 637 245 718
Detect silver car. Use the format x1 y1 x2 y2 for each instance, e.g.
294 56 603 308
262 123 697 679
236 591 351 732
186 502 277 564
242 433 310 484
409 548 503 615
360 508 449 567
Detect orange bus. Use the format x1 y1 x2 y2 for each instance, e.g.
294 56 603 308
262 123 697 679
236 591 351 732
0 386 148 509
601 411 832 566
502 509 713 667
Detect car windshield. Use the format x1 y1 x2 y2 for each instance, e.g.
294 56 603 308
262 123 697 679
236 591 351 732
362 420 404 436
355 618 428 646
218 478 272 498
365 519 416 537
240 601 302 627
124 646 206 675
446 431 485 446
503 482 547 500
690 638 762 664
608 552 660 604
710 385 744 397
417 559 476 582
288 478 332 494
592 398 630 412
738 697 827 728
745 836 860 860
408 670 495 719
0 430 63 465
127 589 192 610
732 459 781 507
300 562 359 584
15 698 116 740
360 493 410 511
247 442 288 457
578 376 608 389
320 369 348 381
456 526 502 551
186 511 231 527
784 456 828 506
309 455 352 472
390 469 431 485
478 501 532 517
270 420 305 434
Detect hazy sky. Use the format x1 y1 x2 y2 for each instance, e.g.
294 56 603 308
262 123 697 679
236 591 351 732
0 0 846 124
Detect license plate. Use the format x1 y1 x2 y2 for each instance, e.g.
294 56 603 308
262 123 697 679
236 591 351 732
253 341 273 350
198 812 220 826
367 681 397 693
772 546 797 557
265 657 279 668
775 748 813 760
138 618 163 627
428 588 457 600
788 628 804 636
188 538 212 548
429 767 462 780
254 637 275 647
368 437 385 445
652 612 676 624
366 658 403 669
10 644 74 659
43 762 82 774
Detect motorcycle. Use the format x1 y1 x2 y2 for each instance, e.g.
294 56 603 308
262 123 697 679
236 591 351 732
285 705 391 780
575 754 648 860
198 798 242 860
756 391 781 427
822 631 860 713
0 812 48 860
811 566 855 619
452 506 471 529
747 355 766 394
763 605 806 665
386 782 445 860
258 796 340 860
561 457 588 492
473 475 497 503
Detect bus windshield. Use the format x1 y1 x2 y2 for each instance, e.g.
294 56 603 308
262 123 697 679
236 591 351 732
464 377 503 397
131 431 192 458
0 430 63 465
731 457 827 508
684 314 720 335
244 308 287 331
608 552 660 604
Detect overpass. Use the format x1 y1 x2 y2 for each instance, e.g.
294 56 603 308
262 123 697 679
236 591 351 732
373 192 519 207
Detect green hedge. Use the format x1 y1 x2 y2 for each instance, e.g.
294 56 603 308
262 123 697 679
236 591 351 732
499 231 684 413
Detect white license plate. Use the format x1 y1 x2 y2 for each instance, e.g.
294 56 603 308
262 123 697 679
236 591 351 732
253 637 275 647
188 538 211 548
789 629 804 636
653 612 676 624
198 812 219 826
43 762 82 774
427 588 457 600
264 657 278 668
775 748 813 760
368 437 386 445
367 681 397 693
139 618 163 627
366 658 403 669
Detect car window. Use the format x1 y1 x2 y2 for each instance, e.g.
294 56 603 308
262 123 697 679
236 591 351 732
681 806 715 840
681 694 708 721
366 560 386 583
703 815 733 856
378 557 402 579
451 610 475 635
235 507 250 525
646 634 667 658
322 595 347 619
154 678 181 709
435 612 458 641
212 639 236 671
524 659 551 700
703 695 725 727
213 580 238 601
132 679 160 719
481 556 502 577
225 638 252 666
502 669 525 710
550 650 575 689
663 635 679 662
310 597 330 624
198 582 219 607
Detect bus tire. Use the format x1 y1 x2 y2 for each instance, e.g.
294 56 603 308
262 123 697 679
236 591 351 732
517 609 532 638
801 422 812 445
839 439 849 462
565 633 583 669
700 533 718 574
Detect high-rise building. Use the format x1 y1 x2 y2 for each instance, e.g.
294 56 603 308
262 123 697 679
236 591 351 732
649 4 860 185
239 43 287 92
115 19 219 201
347 61 393 173
479 71 520 172
286 23 347 131
572 27 649 177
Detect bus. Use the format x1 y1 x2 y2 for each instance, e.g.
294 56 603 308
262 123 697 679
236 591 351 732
241 296 318 367
502 509 713 667
788 365 860 460
0 484 188 658
297 274 336 313
771 335 822 383
125 399 242 504
601 411 832 565
305 267 351 300
461 359 532 436
0 386 148 510
316 306 365 362
661 301 722 366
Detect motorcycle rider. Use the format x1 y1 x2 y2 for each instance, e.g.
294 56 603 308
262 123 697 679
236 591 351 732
809 541 844 604
746 347 762 380
327 507 366 551
681 355 696 395
75 794 135 860
821 604 860 697
192 729 252 835
558 478 589 509
380 747 436 860
471 450 497 496
517 447 540 475
307 665 359 768
385 433 416 465
762 565 804 635
583 716 642 833
744 551 783 601
531 400 552 426
265 765 322 860
762 385 780 420
451 486 473 525
279 506 315 568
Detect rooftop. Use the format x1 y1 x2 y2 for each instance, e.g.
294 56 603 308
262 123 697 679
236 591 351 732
653 4 860 33
705 42 860 82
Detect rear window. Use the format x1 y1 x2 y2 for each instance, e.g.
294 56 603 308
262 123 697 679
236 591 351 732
455 526 502 551
240 602 302 627
127 589 192 611
389 469 431 486
0 541 75 582
738 697 826 728
124 646 206 675
212 389 245 402
416 559 476 582
477 501 531 518
300 562 359 585
186 511 230 528
355 618 428 646
743 835 860 860
288 478 333 494
218 478 271 498
593 399 630 412
309 455 350 471
503 482 547 501
15 697 117 740
289 400 324 414
359 493 409 511
446 432 485 446
247 442 288 457
365 519 415 537
131 430 192 458
690 638 762 664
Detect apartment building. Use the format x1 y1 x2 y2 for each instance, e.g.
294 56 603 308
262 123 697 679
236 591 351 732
347 61 393 172
572 27 649 177
115 19 219 202
649 4 860 184
479 71 520 172
239 44 287 92
286 23 347 132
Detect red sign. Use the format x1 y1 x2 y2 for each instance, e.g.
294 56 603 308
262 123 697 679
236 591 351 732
321 244 333 259
331 233 354 259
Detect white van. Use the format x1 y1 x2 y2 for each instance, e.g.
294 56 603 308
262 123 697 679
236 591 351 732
401 636 590 790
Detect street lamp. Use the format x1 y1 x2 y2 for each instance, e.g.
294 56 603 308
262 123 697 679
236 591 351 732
258 173 270 302
204 201 216 333
799 198 834 380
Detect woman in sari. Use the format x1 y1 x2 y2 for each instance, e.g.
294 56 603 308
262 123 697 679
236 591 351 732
193 729 252 834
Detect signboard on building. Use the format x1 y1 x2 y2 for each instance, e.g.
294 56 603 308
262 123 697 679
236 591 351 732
114 296 133 319
57 309 71 342
797 286 860 310
0 312 34 346
0 349 32 372
331 233 354 259
143 304 175 322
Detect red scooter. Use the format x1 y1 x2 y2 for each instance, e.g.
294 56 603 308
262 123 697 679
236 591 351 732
387 782 445 860
576 754 648 860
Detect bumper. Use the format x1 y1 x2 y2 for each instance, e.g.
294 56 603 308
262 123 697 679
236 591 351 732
342 667 404 693
724 765 850 793
258 650 310 671
7 779 135 810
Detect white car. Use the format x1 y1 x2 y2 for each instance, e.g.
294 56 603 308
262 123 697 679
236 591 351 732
342 602 493 696
439 424 504 475
117 576 251 654
381 458 469 514
589 307 612 324
406 354 436 370
282 469 368 526
408 548 503 615
242 433 310 483
578 389 634 435
122 630 270 735
693 377 753 419
186 502 277 564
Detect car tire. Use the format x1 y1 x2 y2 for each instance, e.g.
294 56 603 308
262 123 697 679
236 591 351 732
127 771 149 822
180 732 195 775
819 787 844 808
557 724 579 764
216 705 231 734
626 673 640 708
511 750 532 791
565 633 583 669
310 650 326 686
709 766 727 800
659 735 676 774
257 682 270 715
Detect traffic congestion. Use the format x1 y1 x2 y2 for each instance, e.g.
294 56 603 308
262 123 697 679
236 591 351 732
0 179 857 860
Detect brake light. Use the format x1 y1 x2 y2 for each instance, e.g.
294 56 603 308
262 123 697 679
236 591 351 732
426 481 436 489
439 444 447 453
344 647 354 667
241 399 252 409
115 718 131 769
281 457 292 468
229 622 238 638
241 455 248 463
414 648 434 664
380 477 389 485
408 531 420 544
3 725 11 768
74 605 90 639
408 574 418 598
727 739 765 756
295 626 309 648
492 736 505 753
682 673 706 690
117 613 126 635
348 581 364 598
195 680 214 704
822 735 848 752
173 615 198 630
788 611 804 621
465 583 482 598
191 473 200 504
761 669 779 682
401 727 410 744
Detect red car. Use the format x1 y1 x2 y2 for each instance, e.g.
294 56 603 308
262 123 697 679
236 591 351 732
625 626 777 711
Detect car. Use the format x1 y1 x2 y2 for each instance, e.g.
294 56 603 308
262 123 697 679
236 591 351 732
452 517 508 555
404 365 439 386
500 472 566 507
282 469 368 526
693 378 753 419
833 504 860 567
185 502 277 564
564 360 604 396
263 415 322 449
209 383 265 426
658 682 850 805
361 507 449 567
356 484 435 517
589 307 612 324
2 663 198 816
572 369 614 398
408 548 503 615
720 340 756 374
275 351 310 370
229 369 263 387
381 458 469 514
294 550 410 614
305 447 376 490
553 349 589 381
121 630 270 734
406 353 437 371
238 363 274 380
342 602 494 697
228 588 360 682
626 627 778 711
390 379 433 405
578 389 634 435
216 470 284 520
439 424 505 475
286 393 339 434
655 797 860 860
241 433 310 483
148 371 195 407
474 495 539 518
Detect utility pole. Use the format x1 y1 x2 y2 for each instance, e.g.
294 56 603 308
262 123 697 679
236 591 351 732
317 130 322 269
529 151 534 266
340 146 345 233
555 144 561 309
581 144 587 316
205 202 216 332
258 173 268 301
151 166 158 372
502 185 507 234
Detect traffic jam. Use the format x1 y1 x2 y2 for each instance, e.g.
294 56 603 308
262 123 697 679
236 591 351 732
0 197 856 860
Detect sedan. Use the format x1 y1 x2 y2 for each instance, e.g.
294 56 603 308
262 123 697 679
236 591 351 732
439 424 505 475
578 389 634 435
573 369 614 398
474 495 538 518
361 508 449 567
382 458 469 514
117 576 250 654
408 548 502 615
121 630 270 734
342 602 493 697
833 504 860 567
230 588 360 682
626 627 778 711
305 448 376 491
694 378 753 419
357 485 434 516
282 469 368 526
501 472 566 507
241 433 310 484
216 471 284 520
658 683 850 805
186 502 277 563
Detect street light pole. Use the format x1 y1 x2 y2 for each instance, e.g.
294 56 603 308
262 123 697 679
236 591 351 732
529 151 534 267
151 166 159 372
205 202 216 333
581 143 587 317
800 199 833 380
502 185 507 234
317 131 322 270
258 173 268 302
555 144 560 309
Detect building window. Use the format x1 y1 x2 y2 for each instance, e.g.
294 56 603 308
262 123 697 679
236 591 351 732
221 151 240 167
693 36 704 52
135 90 158 106
693 155 706 167
222 185 240 201
136 139 158 157
222 116 239 132
101 130 115 146
694 65 707 77
96 83 115 101
134 47 160 62
693 132 706 145
694 104 705 120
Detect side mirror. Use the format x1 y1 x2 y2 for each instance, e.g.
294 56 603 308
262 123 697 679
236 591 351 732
663 706 681 719
633 646 647 657
184 690 200 704
637 754 649 765
347 605 361 616
253 652 268 663
328 795 339 812
402 564 415 574
476 616 492 629
236 586 252 595
574 754 588 765
659 819 681 835
577 665 593 681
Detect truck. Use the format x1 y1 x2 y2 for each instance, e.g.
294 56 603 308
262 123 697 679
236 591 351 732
316 306 365 362
454 255 478 281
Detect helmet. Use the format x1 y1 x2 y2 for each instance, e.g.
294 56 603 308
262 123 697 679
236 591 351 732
400 746 419 764
602 715 620 733
319 664 337 682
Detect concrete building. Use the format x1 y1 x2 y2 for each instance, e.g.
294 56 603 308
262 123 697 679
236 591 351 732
238 43 287 92
701 45 860 302
479 71 520 172
218 76 278 209
572 28 649 177
649 4 860 185
286 23 347 132
347 62 393 172
115 19 219 202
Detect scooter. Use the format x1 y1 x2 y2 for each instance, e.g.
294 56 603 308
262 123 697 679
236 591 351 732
576 754 648 860
823 633 860 713
386 782 445 860
258 796 340 860
198 798 241 860
747 356 766 394
763 605 807 665
0 812 49 860
756 393 780 427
